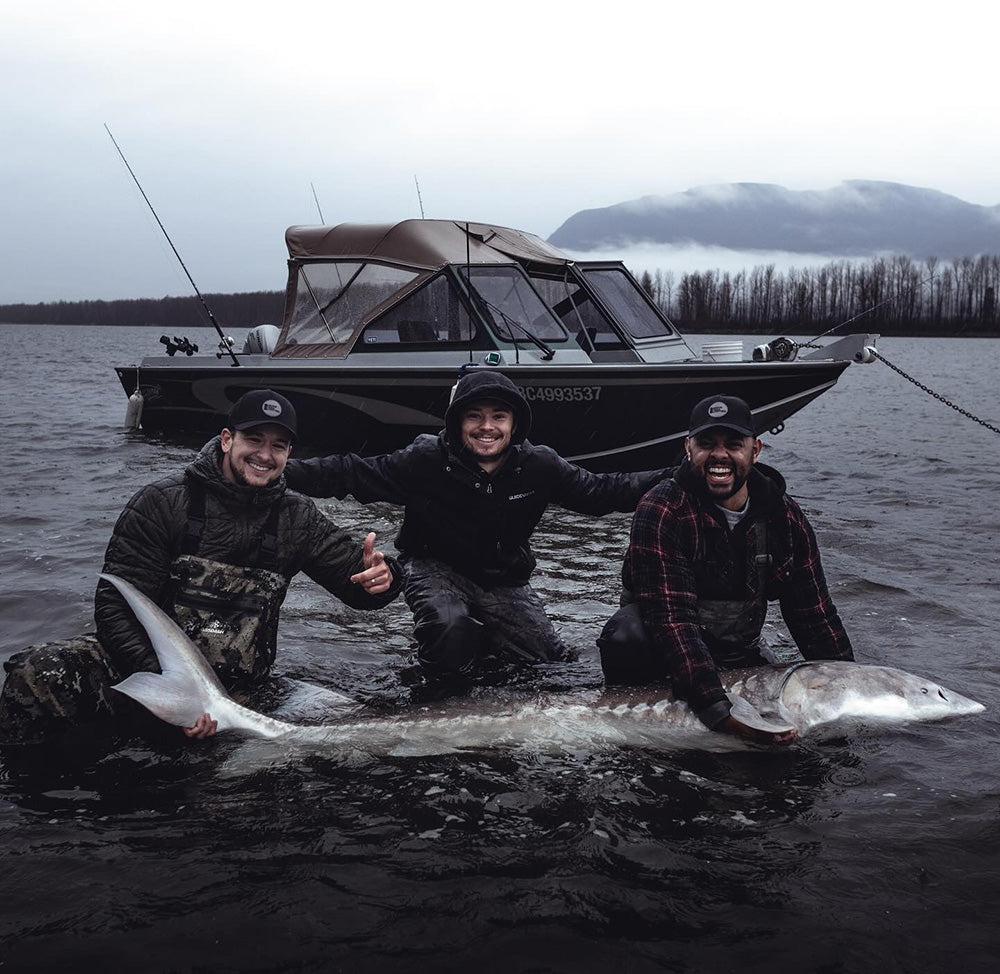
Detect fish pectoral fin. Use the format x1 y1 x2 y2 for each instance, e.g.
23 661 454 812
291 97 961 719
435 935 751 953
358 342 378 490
727 693 797 735
112 671 210 730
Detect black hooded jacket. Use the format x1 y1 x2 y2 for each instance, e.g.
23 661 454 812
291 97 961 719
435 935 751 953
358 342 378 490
284 370 666 587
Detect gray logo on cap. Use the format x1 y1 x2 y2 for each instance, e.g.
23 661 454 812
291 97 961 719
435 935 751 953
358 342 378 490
262 399 282 418
707 401 728 418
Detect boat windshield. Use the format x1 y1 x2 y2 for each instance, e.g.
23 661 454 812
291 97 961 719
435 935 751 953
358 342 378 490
465 266 567 343
286 261 420 345
527 272 627 348
581 267 674 339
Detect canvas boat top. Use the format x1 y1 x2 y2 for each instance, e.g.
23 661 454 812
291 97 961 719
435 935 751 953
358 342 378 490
284 220 570 269
272 219 690 362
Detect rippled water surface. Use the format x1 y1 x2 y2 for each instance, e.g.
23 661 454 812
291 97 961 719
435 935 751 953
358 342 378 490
1 325 998 972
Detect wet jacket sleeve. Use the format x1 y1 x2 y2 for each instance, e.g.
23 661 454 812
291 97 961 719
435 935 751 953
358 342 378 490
625 488 732 728
94 483 182 675
297 502 402 610
284 439 432 505
777 498 854 661
538 446 667 514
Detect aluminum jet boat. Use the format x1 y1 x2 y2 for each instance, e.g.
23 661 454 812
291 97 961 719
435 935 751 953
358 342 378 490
115 219 877 471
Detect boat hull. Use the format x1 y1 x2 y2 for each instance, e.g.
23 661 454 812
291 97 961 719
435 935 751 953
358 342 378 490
116 358 850 472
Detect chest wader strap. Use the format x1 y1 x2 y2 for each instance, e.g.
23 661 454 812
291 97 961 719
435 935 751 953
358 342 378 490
182 477 281 571
256 504 280 571
753 521 771 593
182 476 207 556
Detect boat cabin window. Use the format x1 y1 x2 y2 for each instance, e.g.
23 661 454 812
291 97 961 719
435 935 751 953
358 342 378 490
528 273 627 350
360 273 477 346
286 261 420 345
581 267 674 339
464 267 568 343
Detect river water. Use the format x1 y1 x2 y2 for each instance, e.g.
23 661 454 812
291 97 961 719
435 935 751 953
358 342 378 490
1 325 998 972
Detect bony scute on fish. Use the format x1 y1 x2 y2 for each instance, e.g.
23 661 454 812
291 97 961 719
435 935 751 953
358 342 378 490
99 573 985 760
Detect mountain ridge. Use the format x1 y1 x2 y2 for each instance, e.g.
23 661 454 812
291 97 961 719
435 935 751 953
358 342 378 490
548 180 1000 257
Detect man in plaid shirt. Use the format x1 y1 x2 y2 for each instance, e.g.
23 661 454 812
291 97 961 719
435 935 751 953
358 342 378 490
599 394 853 744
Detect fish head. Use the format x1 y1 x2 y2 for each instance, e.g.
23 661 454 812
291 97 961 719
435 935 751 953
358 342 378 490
779 661 985 735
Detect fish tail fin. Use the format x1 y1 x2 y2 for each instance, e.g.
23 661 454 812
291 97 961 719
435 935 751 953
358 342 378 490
100 572 236 732
113 668 225 731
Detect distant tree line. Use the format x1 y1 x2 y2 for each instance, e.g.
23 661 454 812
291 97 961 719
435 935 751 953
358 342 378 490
637 255 1000 335
4 255 1000 336
0 291 284 329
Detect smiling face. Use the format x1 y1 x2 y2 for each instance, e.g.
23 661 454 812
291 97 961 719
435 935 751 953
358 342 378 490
685 427 762 510
220 424 292 488
460 400 514 472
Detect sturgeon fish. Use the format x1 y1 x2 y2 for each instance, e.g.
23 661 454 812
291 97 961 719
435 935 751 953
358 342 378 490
102 573 985 757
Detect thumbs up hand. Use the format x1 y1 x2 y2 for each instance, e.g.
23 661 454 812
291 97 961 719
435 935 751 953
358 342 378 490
350 532 393 595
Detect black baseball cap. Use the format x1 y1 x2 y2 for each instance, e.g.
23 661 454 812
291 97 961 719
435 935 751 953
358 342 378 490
226 389 297 441
688 395 755 437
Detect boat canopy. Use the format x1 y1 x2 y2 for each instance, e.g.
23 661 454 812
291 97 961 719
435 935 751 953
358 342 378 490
272 219 682 361
284 220 571 270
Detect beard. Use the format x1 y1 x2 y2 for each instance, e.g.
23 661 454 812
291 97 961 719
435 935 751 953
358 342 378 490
225 456 281 488
694 459 751 502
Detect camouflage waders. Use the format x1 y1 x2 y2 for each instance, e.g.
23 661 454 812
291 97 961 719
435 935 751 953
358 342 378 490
167 554 288 690
0 478 290 743
0 634 122 743
0 556 288 744
166 475 288 690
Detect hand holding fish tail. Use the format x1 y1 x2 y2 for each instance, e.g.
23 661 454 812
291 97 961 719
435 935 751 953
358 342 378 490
183 712 218 739
351 532 393 594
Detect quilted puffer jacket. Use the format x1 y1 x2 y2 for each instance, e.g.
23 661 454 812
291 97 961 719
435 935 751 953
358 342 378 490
94 436 400 675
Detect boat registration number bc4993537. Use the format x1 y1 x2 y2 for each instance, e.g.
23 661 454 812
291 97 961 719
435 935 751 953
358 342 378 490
517 385 602 403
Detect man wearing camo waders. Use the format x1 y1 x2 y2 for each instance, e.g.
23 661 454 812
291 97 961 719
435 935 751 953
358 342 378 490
0 389 400 743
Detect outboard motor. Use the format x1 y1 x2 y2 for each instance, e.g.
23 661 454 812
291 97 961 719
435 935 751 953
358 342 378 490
242 324 281 355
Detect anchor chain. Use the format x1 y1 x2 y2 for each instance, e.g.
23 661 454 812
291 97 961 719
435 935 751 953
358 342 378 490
872 350 1000 435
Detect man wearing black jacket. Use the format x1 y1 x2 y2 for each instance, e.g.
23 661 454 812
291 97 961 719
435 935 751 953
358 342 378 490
284 370 665 680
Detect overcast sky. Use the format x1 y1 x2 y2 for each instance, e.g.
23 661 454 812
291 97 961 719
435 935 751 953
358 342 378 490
3 0 997 304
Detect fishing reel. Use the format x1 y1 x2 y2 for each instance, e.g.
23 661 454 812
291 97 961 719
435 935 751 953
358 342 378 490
160 335 200 357
751 337 798 362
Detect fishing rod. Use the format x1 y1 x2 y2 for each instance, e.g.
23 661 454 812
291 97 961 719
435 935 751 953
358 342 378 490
758 273 936 362
802 274 936 347
414 176 426 219
104 124 241 367
310 181 325 223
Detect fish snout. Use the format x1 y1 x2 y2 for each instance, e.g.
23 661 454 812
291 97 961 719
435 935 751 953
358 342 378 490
924 684 986 715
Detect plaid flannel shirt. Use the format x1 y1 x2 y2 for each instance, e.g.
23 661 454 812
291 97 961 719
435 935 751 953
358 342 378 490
624 462 853 725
